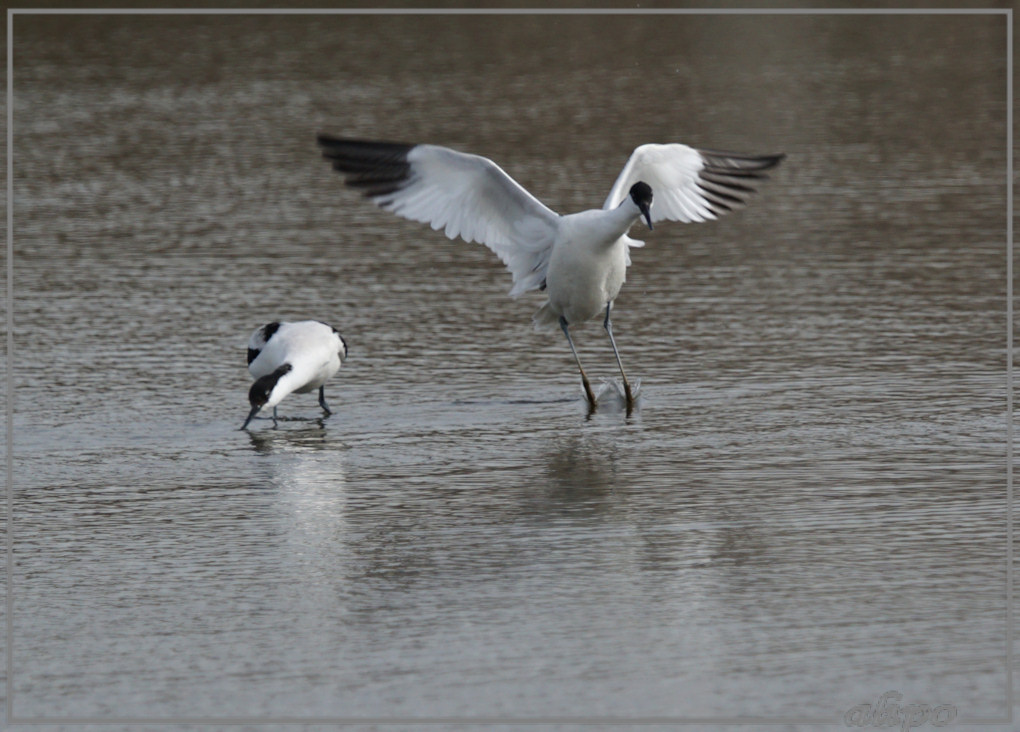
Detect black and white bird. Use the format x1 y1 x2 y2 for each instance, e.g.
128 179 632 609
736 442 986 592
317 134 783 412
242 320 348 429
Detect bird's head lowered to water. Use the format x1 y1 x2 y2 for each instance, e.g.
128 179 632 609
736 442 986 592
629 181 654 230
241 364 292 430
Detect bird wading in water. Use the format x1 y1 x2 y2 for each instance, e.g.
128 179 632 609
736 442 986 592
317 134 783 414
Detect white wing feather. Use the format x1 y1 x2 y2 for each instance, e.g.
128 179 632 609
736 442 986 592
603 143 785 228
336 142 560 296
320 136 782 288
603 144 716 223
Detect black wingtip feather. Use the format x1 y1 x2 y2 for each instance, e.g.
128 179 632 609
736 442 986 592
316 134 416 195
316 133 415 152
691 150 784 217
698 149 786 171
699 171 760 192
316 135 415 167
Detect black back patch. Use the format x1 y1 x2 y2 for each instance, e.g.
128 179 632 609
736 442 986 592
261 321 281 341
249 321 281 365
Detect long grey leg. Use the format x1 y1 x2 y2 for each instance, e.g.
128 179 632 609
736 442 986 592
272 406 279 428
318 385 332 415
603 301 634 411
560 316 597 409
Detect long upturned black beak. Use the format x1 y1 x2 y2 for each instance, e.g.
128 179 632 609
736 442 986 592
640 202 653 230
240 404 261 430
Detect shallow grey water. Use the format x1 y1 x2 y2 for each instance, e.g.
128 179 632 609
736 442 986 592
6 10 1012 730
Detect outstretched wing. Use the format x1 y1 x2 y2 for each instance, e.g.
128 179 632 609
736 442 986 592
603 143 785 224
317 135 561 296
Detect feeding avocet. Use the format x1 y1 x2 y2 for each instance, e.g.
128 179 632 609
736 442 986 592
242 320 348 429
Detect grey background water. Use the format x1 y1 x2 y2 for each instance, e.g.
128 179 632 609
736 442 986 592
5 9 1011 731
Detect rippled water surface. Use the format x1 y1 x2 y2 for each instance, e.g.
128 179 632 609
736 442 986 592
6 11 1011 730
